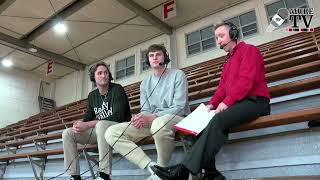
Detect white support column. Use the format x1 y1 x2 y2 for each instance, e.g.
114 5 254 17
169 30 179 69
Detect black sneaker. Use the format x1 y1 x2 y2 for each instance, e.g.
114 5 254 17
308 120 320 128
151 164 189 180
70 175 81 180
202 171 226 180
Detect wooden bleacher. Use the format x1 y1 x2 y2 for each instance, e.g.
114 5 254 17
0 28 320 179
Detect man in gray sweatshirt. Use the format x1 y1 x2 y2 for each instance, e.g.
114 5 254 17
105 44 190 179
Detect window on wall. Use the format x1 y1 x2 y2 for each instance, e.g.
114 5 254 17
141 49 150 71
115 56 135 79
186 25 216 55
266 0 308 23
225 10 258 38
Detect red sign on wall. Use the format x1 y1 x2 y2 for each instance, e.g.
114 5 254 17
46 61 54 76
163 0 176 20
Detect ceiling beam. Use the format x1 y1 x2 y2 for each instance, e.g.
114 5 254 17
24 0 95 41
0 0 15 14
116 0 172 35
0 32 85 70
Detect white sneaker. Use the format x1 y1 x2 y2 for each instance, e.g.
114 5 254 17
146 174 162 180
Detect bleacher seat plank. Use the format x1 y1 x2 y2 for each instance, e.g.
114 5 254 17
231 107 320 132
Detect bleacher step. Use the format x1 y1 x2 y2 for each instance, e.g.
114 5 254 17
234 176 320 180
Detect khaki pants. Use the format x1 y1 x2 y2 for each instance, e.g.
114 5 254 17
105 114 183 169
62 120 118 175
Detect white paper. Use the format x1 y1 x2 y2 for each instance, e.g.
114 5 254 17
174 103 215 136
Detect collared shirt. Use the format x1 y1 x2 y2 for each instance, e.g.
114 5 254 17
208 42 270 108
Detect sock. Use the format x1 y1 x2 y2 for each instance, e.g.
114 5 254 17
99 172 110 180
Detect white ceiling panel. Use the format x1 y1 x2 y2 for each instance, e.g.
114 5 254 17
0 0 53 36
132 0 167 10
0 16 43 36
7 51 47 71
62 17 153 63
63 49 87 64
2 0 54 18
67 0 136 23
33 62 74 79
0 0 75 37
62 20 117 48
50 0 75 11
0 44 14 58
33 20 116 55
126 16 152 26
32 29 72 54
0 26 23 39
67 17 162 64
64 47 97 65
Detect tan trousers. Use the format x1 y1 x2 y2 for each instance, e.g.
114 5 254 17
62 120 117 175
105 114 183 169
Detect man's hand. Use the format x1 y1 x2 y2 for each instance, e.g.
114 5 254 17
72 121 90 133
216 102 228 113
131 113 156 128
206 104 213 112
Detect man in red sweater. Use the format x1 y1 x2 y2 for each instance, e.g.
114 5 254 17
151 22 271 180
